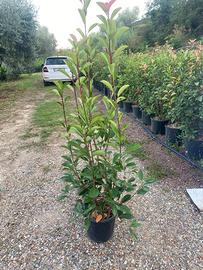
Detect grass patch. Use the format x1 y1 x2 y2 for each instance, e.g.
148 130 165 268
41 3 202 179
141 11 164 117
0 73 48 117
146 161 172 180
32 100 66 141
33 101 63 128
125 140 148 161
20 128 39 139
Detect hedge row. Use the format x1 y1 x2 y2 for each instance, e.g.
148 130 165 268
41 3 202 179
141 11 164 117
93 44 203 139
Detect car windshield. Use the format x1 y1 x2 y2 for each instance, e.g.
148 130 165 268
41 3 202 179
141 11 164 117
46 58 67 65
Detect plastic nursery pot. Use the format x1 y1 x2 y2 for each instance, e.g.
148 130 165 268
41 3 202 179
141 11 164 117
141 111 151 126
102 87 109 96
151 118 169 135
132 105 142 119
119 101 124 109
87 216 116 243
165 125 182 145
186 138 203 161
105 88 110 97
123 101 133 113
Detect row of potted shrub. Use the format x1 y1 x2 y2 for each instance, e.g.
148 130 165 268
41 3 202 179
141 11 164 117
93 44 203 161
96 86 203 162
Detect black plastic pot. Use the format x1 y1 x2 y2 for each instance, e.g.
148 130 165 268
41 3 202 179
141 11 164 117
186 139 203 160
132 105 142 119
123 101 133 113
105 88 110 97
166 125 182 145
141 111 151 126
87 216 115 243
151 118 169 135
102 87 109 96
119 101 124 109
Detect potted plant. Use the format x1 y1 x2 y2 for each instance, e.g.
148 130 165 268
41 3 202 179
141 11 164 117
122 88 134 113
147 47 175 135
136 57 155 126
53 0 154 243
117 54 144 117
166 45 203 157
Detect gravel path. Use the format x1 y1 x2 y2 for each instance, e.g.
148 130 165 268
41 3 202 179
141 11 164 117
0 82 203 270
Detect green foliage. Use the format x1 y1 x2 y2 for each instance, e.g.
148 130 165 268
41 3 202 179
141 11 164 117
115 0 203 51
35 26 57 59
147 0 203 46
117 7 139 27
116 43 203 139
0 0 37 78
52 0 153 237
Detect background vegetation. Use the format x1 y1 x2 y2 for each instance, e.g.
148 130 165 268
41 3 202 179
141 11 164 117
0 0 57 80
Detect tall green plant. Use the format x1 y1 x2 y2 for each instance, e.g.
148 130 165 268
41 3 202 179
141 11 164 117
52 0 154 238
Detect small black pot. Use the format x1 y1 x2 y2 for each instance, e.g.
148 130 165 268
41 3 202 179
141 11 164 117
186 139 203 160
151 118 169 135
123 101 133 113
119 101 124 109
101 87 105 95
141 111 151 126
166 125 182 145
132 105 142 119
87 216 115 243
102 87 109 97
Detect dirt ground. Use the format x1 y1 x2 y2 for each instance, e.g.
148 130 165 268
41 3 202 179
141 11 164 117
0 76 203 270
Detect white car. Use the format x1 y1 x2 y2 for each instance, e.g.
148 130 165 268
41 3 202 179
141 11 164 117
42 56 73 86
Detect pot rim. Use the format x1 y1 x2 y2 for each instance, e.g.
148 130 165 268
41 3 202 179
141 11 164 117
151 118 169 122
123 101 133 105
166 124 182 130
90 215 116 224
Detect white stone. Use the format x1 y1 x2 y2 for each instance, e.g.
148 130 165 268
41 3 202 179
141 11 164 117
187 188 203 212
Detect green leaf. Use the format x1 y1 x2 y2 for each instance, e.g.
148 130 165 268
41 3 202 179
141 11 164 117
88 187 100 198
100 52 109 66
52 89 61 97
57 194 67 201
131 219 141 228
137 186 149 195
117 96 126 103
118 85 129 97
112 206 118 216
145 178 156 184
77 28 85 38
93 150 106 156
88 23 98 33
101 80 113 92
84 218 91 230
78 8 86 24
115 26 129 40
114 45 128 59
137 170 144 181
121 194 132 203
111 7 122 19
84 0 91 9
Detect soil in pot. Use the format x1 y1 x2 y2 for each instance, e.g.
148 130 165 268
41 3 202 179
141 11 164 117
142 111 151 126
123 101 133 113
151 118 169 135
87 215 115 243
166 124 182 145
186 136 203 161
132 105 142 119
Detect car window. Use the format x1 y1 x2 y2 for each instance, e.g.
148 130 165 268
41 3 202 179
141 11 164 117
46 58 67 65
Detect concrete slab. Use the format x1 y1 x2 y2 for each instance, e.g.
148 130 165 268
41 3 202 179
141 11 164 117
186 188 203 212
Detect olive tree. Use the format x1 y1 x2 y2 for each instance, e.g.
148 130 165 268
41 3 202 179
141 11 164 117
0 0 37 78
